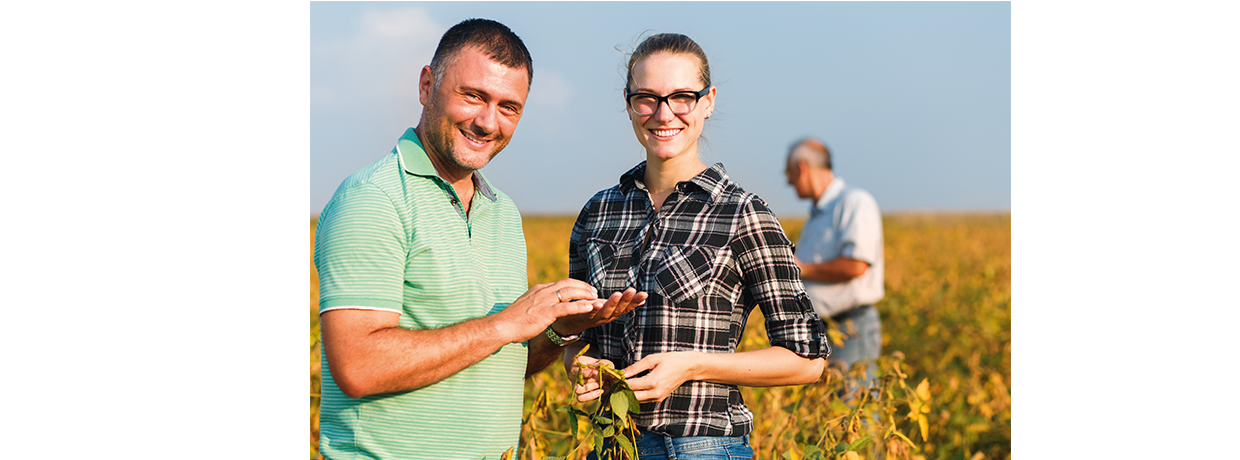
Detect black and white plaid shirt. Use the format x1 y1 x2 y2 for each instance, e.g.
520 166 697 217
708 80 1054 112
570 162 828 438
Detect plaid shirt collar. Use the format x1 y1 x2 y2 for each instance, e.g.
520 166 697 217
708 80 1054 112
618 161 731 206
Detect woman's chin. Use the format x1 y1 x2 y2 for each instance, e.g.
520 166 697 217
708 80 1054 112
646 146 690 163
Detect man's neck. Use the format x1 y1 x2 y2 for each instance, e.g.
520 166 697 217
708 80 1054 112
811 170 835 203
415 125 476 214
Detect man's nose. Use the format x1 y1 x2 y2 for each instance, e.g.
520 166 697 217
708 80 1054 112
473 104 499 134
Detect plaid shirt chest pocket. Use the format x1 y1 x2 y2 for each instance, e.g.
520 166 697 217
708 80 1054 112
583 238 637 293
652 244 720 305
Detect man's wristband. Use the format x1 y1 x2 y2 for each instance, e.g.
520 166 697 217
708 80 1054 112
544 324 580 346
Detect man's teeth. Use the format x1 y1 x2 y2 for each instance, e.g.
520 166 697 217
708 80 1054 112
652 128 681 137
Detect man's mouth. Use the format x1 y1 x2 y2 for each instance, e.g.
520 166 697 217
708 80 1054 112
650 128 682 139
461 129 493 146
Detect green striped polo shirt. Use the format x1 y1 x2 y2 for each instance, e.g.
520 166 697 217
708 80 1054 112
314 128 529 459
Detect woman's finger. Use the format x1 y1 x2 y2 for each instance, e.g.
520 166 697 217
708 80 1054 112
577 389 604 402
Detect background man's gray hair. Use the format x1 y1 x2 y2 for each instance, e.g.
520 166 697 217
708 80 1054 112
788 138 832 171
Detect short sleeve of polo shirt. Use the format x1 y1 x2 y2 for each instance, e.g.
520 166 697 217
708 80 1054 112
836 190 882 267
314 182 406 313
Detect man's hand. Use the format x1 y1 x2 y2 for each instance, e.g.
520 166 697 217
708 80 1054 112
492 279 604 344
528 287 647 379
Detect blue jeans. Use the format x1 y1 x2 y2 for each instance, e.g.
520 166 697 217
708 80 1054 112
588 432 752 460
828 304 882 387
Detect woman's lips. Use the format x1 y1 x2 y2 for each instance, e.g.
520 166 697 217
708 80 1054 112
650 128 682 139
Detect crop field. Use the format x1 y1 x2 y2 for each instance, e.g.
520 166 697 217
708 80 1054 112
310 213 1010 460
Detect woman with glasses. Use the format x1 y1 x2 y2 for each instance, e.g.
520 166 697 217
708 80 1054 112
562 33 829 459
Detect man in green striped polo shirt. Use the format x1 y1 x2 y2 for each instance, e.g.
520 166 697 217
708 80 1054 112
314 19 647 459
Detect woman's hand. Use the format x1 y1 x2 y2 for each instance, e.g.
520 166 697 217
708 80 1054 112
570 354 618 403
621 351 702 403
553 287 648 336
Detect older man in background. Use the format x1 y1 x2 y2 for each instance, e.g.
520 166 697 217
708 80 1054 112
785 138 885 385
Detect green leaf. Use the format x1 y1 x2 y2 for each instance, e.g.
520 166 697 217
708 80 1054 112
848 435 874 450
624 389 640 414
803 445 823 459
566 411 578 437
593 415 613 425
602 424 616 437
610 391 630 422
616 433 637 460
559 406 590 418
832 442 849 454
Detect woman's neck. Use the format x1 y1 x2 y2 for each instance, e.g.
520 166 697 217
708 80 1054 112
644 153 707 211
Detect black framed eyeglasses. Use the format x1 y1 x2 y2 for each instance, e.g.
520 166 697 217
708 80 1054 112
625 86 711 116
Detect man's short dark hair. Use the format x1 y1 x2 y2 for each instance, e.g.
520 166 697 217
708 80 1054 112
429 18 533 88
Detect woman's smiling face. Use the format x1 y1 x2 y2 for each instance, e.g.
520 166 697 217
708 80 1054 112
627 52 715 163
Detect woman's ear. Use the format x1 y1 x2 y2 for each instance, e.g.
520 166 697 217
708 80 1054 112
702 86 717 117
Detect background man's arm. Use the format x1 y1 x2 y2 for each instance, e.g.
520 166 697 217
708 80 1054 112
322 280 598 399
796 256 869 283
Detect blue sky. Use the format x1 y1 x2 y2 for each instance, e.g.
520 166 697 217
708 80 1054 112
311 2 1011 216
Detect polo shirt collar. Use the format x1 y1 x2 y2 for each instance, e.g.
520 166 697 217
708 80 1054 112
619 161 729 205
394 127 498 202
812 176 847 214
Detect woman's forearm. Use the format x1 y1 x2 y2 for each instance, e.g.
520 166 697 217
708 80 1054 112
694 346 825 386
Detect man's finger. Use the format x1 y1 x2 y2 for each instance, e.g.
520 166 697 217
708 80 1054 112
549 279 599 301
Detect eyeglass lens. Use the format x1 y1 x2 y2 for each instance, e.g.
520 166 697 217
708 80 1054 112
630 92 700 116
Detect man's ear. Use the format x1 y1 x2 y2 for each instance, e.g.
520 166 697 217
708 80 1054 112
796 159 811 177
418 65 434 106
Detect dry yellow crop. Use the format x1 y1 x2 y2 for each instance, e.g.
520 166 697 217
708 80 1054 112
310 213 1010 460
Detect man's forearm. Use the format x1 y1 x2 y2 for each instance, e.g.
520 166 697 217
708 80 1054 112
323 311 515 398
526 333 565 379
797 257 869 283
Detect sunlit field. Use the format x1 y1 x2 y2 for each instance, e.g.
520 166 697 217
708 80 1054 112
311 213 1010 460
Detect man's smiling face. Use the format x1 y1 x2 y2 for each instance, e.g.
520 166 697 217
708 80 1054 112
418 46 530 175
